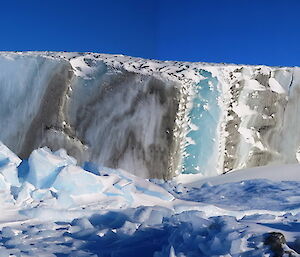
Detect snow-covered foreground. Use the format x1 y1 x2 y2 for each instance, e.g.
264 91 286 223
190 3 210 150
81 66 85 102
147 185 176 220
0 141 300 256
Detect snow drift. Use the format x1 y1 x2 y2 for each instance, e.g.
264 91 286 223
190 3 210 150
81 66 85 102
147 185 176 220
1 52 300 179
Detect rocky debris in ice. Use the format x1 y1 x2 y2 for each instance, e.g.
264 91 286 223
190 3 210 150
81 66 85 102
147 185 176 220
3 52 300 180
264 232 300 257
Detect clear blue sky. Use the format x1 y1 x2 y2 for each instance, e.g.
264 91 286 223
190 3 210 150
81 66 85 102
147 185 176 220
1 0 300 66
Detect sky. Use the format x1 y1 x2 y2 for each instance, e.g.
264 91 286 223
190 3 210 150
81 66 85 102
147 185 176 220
1 0 300 66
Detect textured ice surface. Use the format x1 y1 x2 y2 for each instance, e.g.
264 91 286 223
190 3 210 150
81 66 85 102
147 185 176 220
27 147 75 188
0 142 299 256
0 142 21 187
183 69 221 175
23 145 174 209
0 53 182 179
1 52 300 179
219 66 300 173
52 165 104 196
2 52 300 256
0 141 21 167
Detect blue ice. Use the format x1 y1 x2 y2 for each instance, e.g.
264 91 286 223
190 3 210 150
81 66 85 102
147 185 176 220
183 69 221 176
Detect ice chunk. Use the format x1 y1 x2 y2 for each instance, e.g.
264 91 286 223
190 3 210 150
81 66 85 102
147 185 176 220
132 206 172 225
27 147 74 188
105 168 174 201
56 191 74 208
54 149 77 166
17 160 29 182
0 142 21 187
71 217 94 230
0 174 10 190
117 220 137 235
16 182 35 205
0 163 20 187
31 189 53 201
52 165 103 196
1 227 17 238
0 141 21 166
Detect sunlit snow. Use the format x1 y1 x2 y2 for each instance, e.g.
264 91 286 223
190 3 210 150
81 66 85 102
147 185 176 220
0 52 300 256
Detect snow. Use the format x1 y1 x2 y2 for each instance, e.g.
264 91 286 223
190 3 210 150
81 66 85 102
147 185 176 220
180 163 300 187
269 77 286 94
244 79 266 91
0 142 297 255
1 52 300 256
0 52 298 180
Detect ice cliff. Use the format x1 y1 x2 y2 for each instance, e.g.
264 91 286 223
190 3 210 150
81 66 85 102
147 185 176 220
0 52 299 179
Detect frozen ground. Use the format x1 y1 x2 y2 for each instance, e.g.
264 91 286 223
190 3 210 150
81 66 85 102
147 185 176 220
0 141 299 256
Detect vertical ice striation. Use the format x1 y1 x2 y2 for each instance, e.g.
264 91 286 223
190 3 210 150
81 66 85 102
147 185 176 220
1 52 300 179
219 66 300 173
0 54 71 157
58 63 180 179
183 70 221 176
0 53 182 179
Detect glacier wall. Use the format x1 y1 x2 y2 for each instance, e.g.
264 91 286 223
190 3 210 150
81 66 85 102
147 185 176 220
220 66 300 172
0 52 300 179
0 53 182 179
